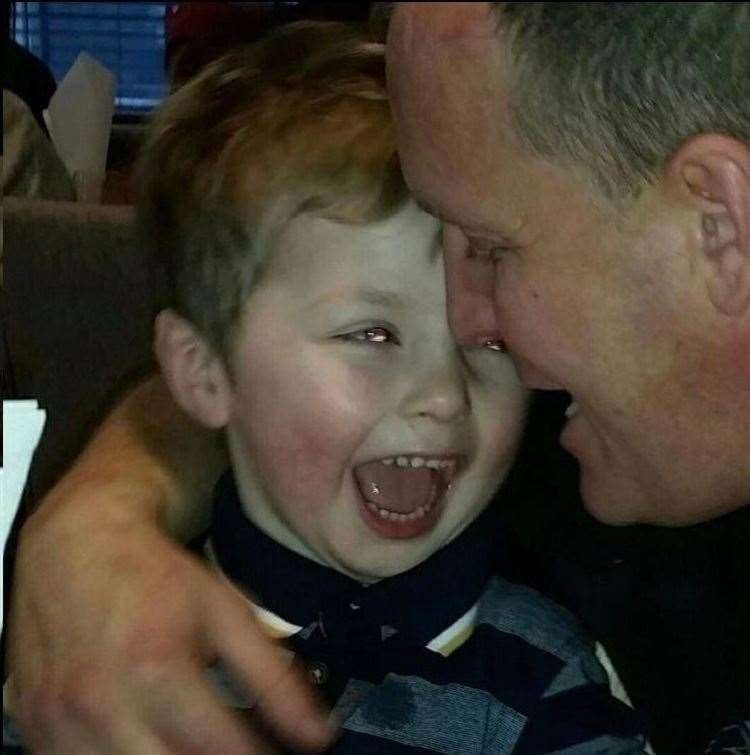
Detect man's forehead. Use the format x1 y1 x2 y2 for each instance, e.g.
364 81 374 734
388 4 525 236
388 2 500 90
388 4 510 142
391 3 495 44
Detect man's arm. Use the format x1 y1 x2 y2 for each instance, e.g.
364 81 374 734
42 371 229 540
7 374 333 754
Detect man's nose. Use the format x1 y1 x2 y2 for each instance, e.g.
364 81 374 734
442 225 503 348
399 355 471 425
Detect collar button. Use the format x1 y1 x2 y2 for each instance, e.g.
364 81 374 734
308 661 329 686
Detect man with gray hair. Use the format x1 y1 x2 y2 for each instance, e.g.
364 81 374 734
385 3 750 752
7 3 750 754
388 1 750 524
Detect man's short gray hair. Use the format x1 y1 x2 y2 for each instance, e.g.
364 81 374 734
492 2 750 200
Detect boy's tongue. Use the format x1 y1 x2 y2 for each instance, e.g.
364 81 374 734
354 461 436 514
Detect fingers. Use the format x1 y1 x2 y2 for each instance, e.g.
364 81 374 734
8 516 329 755
20 660 276 755
13 669 172 755
33 720 173 755
103 723 172 755
204 587 335 753
138 663 275 755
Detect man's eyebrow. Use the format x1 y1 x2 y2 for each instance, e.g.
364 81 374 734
417 199 517 242
415 199 465 229
415 199 440 218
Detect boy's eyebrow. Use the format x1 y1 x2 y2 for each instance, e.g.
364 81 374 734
306 286 407 311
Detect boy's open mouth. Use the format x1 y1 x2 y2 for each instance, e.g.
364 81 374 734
353 454 462 538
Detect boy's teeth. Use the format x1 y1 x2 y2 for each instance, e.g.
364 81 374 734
367 499 434 521
380 455 450 470
358 455 459 520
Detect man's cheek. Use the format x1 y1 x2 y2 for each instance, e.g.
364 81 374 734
732 319 750 389
498 283 577 368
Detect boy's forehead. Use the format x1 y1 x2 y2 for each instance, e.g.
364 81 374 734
247 207 443 318
269 205 443 280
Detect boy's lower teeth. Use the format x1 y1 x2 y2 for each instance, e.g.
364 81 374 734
365 500 433 522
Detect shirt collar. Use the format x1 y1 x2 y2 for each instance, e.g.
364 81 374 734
208 470 505 647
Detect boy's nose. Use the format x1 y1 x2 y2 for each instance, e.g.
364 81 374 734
400 358 470 425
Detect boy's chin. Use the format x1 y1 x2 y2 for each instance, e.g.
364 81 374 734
337 509 485 583
335 542 444 584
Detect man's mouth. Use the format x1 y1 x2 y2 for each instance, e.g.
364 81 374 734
352 454 462 537
565 400 580 419
560 396 597 460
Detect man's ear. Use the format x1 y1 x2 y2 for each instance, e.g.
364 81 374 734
153 309 232 429
667 134 750 316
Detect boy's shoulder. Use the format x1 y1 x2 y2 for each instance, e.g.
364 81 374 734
476 576 595 664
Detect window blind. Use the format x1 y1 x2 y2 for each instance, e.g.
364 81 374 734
11 2 168 111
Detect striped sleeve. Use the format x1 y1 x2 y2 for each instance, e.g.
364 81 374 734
321 577 649 753
513 644 647 754
473 578 648 754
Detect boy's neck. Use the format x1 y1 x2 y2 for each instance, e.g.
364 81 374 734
206 469 504 648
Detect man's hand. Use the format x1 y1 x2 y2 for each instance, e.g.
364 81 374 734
7 488 334 754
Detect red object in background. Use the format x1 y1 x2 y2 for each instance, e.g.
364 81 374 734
166 2 372 50
166 3 269 48
165 3 277 87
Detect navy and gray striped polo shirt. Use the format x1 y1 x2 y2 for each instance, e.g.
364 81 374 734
204 471 647 754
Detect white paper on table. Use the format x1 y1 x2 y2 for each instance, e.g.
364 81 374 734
2 400 47 635
43 52 116 189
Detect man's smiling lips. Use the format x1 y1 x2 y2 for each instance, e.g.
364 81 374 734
511 358 584 445
353 453 464 539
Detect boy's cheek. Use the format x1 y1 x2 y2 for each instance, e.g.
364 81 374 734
231 348 413 503
234 396 370 506
473 394 527 469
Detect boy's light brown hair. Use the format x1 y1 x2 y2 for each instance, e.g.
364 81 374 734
138 21 409 358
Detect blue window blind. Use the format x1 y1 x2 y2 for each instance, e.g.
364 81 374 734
11 2 168 111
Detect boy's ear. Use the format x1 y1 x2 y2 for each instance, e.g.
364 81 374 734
153 309 232 429
667 133 750 316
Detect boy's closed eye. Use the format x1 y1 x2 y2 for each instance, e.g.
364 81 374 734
338 326 401 346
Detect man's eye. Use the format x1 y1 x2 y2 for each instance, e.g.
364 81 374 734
469 245 510 263
341 327 400 345
490 247 510 262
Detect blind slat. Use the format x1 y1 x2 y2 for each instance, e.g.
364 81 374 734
13 2 168 112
